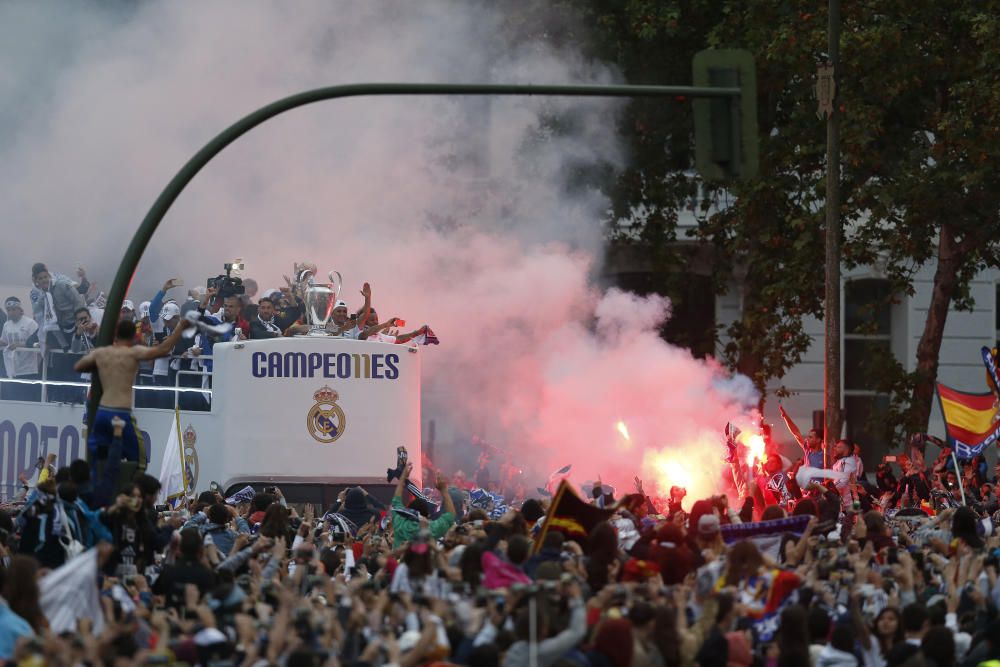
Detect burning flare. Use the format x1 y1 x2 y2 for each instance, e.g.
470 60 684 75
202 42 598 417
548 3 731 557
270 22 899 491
616 420 631 441
745 433 766 467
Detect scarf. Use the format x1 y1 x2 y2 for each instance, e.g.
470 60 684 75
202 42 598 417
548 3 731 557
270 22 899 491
42 291 58 331
257 314 280 334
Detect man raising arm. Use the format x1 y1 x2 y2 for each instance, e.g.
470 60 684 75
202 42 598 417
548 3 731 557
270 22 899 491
778 404 825 469
76 318 190 473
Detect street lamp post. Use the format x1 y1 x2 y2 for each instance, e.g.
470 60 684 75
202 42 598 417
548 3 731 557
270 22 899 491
823 0 842 464
85 81 744 427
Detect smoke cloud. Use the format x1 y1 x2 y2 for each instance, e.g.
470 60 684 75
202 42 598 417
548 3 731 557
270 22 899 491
0 0 756 502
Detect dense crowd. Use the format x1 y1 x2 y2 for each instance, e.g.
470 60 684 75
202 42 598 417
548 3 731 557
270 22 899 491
1 418 999 667
4 261 1000 667
0 261 436 407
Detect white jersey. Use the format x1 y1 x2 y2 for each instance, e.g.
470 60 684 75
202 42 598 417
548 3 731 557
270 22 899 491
1 317 40 377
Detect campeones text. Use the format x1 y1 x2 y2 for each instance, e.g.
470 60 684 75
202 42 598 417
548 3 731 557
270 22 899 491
251 351 400 380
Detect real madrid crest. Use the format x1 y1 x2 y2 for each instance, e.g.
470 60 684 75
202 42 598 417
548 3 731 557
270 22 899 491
183 424 200 490
307 385 346 444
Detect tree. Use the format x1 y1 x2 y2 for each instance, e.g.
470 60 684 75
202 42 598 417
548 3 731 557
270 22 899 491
836 3 1000 432
572 0 1000 437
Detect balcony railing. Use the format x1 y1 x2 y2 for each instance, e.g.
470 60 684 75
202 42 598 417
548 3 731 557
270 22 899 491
0 347 213 411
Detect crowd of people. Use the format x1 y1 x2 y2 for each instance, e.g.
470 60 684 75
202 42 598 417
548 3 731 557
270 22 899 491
0 416 998 667
3 261 1000 667
0 261 436 408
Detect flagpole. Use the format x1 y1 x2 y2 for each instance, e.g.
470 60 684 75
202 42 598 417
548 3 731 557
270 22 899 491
532 480 567 554
950 451 966 506
175 407 189 499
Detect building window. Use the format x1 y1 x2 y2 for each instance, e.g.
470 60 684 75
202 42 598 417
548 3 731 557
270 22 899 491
843 279 894 455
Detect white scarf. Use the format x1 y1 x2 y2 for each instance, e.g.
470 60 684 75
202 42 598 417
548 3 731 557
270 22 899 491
42 291 58 331
257 314 280 334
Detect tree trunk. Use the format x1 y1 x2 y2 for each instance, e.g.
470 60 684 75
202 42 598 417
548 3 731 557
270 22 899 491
910 224 964 431
736 270 764 401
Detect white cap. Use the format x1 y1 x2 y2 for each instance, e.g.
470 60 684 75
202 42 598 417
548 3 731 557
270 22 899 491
334 300 348 309
161 302 181 321
138 301 150 318
121 299 135 311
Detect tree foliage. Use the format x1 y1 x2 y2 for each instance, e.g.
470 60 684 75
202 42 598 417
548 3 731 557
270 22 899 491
566 0 1000 437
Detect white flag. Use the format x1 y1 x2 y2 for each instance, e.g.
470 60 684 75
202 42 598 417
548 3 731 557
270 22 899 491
40 549 105 635
157 407 186 507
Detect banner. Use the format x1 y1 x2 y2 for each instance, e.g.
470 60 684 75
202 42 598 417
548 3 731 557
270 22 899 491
720 514 812 546
935 383 1000 460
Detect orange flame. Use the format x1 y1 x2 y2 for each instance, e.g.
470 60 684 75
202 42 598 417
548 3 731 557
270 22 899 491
745 434 766 467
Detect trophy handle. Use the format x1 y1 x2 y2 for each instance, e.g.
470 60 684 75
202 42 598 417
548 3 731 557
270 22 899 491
297 268 315 285
328 271 343 301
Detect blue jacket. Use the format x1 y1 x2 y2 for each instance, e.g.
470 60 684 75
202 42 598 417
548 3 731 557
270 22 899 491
0 602 33 659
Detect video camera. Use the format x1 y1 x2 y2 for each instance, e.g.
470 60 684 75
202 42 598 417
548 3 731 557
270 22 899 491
207 262 246 299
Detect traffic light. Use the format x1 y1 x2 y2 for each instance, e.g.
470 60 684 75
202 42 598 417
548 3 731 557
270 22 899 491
692 49 758 181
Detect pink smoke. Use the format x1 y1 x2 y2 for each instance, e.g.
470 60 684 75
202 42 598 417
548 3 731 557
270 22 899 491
0 1 760 503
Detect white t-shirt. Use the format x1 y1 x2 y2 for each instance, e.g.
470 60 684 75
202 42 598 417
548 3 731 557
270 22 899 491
1 317 40 377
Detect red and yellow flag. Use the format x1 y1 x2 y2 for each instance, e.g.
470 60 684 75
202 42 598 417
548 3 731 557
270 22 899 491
936 383 1000 459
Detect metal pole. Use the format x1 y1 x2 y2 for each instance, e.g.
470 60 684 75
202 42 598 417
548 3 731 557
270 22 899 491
528 594 538 667
950 451 966 506
85 81 741 427
823 0 842 464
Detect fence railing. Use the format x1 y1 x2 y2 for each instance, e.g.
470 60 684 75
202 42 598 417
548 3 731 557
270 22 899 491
0 347 213 411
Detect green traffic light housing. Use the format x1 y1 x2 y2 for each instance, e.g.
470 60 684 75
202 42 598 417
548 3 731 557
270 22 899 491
692 49 758 181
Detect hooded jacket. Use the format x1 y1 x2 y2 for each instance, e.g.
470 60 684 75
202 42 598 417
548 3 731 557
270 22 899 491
31 275 85 333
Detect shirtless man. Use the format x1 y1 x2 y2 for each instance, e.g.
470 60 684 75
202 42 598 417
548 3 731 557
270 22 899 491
75 318 190 472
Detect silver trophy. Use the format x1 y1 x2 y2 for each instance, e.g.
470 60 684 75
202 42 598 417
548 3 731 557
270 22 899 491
301 269 343 333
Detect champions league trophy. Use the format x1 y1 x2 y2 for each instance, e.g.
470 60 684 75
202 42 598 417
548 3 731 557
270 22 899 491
298 266 343 335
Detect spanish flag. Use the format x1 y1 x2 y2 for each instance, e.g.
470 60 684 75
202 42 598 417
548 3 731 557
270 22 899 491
936 383 1000 459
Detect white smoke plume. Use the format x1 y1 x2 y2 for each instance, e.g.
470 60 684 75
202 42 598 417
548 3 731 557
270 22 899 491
0 0 757 501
